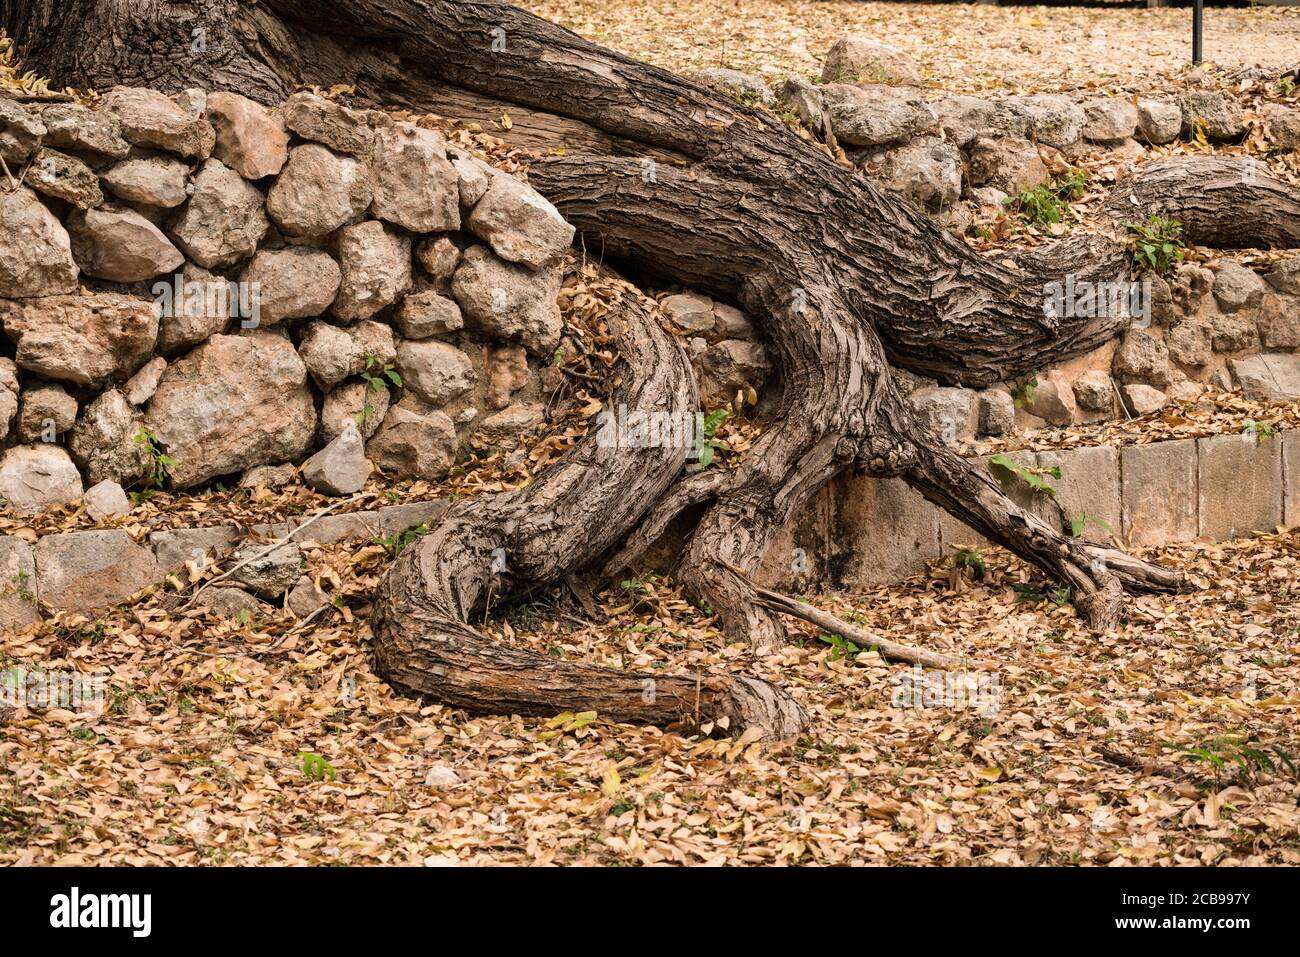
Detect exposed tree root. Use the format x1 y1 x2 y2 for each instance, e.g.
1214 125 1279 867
370 287 808 738
17 0 1299 733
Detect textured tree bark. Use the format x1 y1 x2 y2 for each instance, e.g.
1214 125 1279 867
12 0 1299 730
371 286 806 738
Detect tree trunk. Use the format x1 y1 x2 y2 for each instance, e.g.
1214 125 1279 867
10 0 1299 736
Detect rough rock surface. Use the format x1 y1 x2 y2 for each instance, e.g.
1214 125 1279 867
170 158 269 268
465 173 575 270
332 221 412 322
100 87 215 159
267 143 371 238
0 294 158 387
365 397 458 479
0 187 79 298
301 420 370 495
205 91 289 180
451 246 563 356
241 247 341 325
68 205 183 282
0 444 83 514
68 389 150 486
369 123 460 233
820 37 922 86
144 332 317 487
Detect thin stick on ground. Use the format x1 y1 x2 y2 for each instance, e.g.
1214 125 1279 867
178 494 363 609
719 561 989 670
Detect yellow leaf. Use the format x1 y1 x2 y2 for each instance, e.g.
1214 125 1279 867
600 765 621 797
501 112 513 130
978 767 1003 781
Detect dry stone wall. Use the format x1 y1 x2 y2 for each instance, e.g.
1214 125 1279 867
0 87 576 515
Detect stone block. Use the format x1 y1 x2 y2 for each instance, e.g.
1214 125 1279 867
0 535 40 633
1036 445 1121 544
1283 431 1300 527
1197 433 1283 540
289 510 381 545
756 486 830 592
379 499 450 536
1120 439 1197 547
150 525 240 572
828 472 940 588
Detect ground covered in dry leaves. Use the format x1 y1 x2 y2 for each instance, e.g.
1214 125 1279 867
527 0 1300 94
2 523 1297 866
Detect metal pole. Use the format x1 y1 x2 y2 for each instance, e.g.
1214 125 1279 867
1192 0 1204 66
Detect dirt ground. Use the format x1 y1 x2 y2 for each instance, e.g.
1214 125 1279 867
2 530 1297 866
526 1 1300 93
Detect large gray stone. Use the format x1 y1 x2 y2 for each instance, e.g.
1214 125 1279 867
144 332 317 487
34 529 161 612
369 123 460 233
267 143 371 239
0 445 82 515
149 525 240 573
301 420 370 496
169 158 268 268
241 247 340 325
820 37 922 86
1035 446 1120 545
68 389 150 487
36 103 129 159
68 205 183 282
101 152 190 208
993 95 1086 149
0 293 158 387
821 83 935 147
331 220 412 322
0 535 39 633
465 173 574 270
1178 90 1246 141
451 245 563 356
396 340 476 406
0 186 79 298
365 397 458 480
26 149 102 209
101 87 214 158
1229 354 1300 402
829 472 940 588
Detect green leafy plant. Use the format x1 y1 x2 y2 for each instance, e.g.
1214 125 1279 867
1010 372 1038 408
953 547 987 581
990 454 1060 497
1277 76 1296 97
1069 510 1116 539
817 632 861 662
1242 419 1277 443
374 521 429 558
359 352 402 393
299 751 336 782
1003 170 1087 226
697 408 729 468
132 427 176 491
1126 214 1186 275
1173 735 1297 785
